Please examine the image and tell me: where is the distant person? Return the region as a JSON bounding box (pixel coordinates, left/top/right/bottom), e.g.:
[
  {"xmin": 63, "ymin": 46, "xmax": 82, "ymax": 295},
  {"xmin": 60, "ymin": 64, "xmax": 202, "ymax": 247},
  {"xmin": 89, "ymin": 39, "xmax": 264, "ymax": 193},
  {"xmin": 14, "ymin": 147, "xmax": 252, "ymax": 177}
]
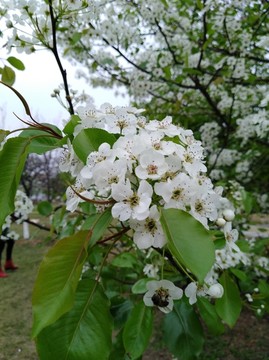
[{"xmin": 0, "ymin": 227, "xmax": 18, "ymax": 278}]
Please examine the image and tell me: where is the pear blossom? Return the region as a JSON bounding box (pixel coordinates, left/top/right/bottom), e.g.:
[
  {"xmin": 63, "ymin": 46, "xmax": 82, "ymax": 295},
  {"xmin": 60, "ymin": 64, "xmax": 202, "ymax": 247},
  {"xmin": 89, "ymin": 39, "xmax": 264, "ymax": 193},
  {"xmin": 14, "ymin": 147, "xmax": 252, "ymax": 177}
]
[
  {"xmin": 130, "ymin": 205, "xmax": 166, "ymax": 249},
  {"xmin": 185, "ymin": 281, "xmax": 224, "ymax": 305},
  {"xmin": 111, "ymin": 179, "xmax": 152, "ymax": 221},
  {"xmin": 59, "ymin": 140, "xmax": 83, "ymax": 177},
  {"xmin": 135, "ymin": 149, "xmax": 168, "ymax": 180},
  {"xmin": 154, "ymin": 173, "xmax": 192, "ymax": 210},
  {"xmin": 143, "ymin": 279, "xmax": 183, "ymax": 313},
  {"xmin": 92, "ymin": 159, "xmax": 127, "ymax": 196}
]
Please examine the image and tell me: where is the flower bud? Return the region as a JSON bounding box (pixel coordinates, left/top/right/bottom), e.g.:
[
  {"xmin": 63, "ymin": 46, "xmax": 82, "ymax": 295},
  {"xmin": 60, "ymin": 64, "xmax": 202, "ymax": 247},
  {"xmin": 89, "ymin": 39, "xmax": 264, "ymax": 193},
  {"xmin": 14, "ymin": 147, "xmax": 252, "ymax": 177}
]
[
  {"xmin": 207, "ymin": 283, "xmax": 224, "ymax": 298},
  {"xmin": 216, "ymin": 217, "xmax": 226, "ymax": 227},
  {"xmin": 223, "ymin": 209, "xmax": 235, "ymax": 221},
  {"xmin": 6, "ymin": 20, "xmax": 13, "ymax": 28}
]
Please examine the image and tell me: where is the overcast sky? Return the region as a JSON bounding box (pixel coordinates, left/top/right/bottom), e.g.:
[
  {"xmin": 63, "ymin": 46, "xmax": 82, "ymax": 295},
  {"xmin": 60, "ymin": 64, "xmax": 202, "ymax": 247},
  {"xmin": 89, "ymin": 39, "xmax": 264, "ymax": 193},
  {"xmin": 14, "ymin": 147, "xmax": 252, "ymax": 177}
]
[{"xmin": 0, "ymin": 48, "xmax": 129, "ymax": 131}]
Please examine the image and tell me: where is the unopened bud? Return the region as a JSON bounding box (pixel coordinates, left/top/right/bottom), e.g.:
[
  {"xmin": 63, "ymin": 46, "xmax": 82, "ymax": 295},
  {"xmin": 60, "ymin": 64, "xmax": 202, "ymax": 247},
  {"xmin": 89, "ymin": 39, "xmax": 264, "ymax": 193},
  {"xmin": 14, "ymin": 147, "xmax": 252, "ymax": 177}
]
[
  {"xmin": 223, "ymin": 209, "xmax": 235, "ymax": 222},
  {"xmin": 207, "ymin": 283, "xmax": 224, "ymax": 298},
  {"xmin": 216, "ymin": 217, "xmax": 226, "ymax": 227}
]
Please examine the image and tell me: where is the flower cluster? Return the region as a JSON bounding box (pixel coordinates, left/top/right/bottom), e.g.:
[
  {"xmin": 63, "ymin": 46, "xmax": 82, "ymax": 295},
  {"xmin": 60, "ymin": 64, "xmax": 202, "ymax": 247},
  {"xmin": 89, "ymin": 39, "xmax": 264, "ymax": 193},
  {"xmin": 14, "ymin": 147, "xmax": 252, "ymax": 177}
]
[
  {"xmin": 58, "ymin": 102, "xmax": 245, "ymax": 311},
  {"xmin": 1, "ymin": 190, "xmax": 33, "ymax": 241},
  {"xmin": 61, "ymin": 102, "xmax": 235, "ymax": 250}
]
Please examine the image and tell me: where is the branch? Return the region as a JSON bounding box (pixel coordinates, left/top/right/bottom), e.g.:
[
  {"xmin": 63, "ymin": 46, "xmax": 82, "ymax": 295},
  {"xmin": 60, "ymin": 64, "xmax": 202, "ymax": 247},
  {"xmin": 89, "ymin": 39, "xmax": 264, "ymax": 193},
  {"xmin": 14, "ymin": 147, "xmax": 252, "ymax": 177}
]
[
  {"xmin": 48, "ymin": 0, "xmax": 74, "ymax": 115},
  {"xmin": 190, "ymin": 76, "xmax": 229, "ymax": 127},
  {"xmin": 11, "ymin": 214, "xmax": 53, "ymax": 233},
  {"xmin": 197, "ymin": 5, "xmax": 208, "ymax": 70},
  {"xmin": 88, "ymin": 22, "xmax": 196, "ymax": 91},
  {"xmin": 154, "ymin": 19, "xmax": 181, "ymax": 65}
]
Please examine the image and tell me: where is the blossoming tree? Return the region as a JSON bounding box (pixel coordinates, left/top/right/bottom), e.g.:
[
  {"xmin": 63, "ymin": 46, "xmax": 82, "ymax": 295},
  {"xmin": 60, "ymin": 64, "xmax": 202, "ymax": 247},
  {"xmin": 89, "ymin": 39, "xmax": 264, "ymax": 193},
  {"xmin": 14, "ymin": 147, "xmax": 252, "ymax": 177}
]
[{"xmin": 0, "ymin": 1, "xmax": 269, "ymax": 359}]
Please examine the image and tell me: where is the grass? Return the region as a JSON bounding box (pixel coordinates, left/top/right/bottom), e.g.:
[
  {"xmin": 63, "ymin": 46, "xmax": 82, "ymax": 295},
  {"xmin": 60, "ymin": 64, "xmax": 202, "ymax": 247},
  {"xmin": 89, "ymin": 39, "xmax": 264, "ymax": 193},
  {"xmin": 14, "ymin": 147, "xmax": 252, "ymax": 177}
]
[
  {"xmin": 0, "ymin": 219, "xmax": 269, "ymax": 360},
  {"xmin": 0, "ymin": 223, "xmax": 50, "ymax": 360}
]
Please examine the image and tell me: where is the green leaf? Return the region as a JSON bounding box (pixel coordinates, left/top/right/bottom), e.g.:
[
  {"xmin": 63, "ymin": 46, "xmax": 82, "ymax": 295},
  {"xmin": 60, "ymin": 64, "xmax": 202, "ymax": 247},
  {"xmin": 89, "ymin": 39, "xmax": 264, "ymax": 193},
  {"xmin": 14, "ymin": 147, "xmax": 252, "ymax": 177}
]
[
  {"xmin": 111, "ymin": 252, "xmax": 137, "ymax": 268},
  {"xmin": 0, "ymin": 137, "xmax": 29, "ymax": 228},
  {"xmin": 36, "ymin": 278, "xmax": 113, "ymax": 360},
  {"xmin": 258, "ymin": 280, "xmax": 269, "ymax": 297},
  {"xmin": 0, "ymin": 129, "xmax": 11, "ymax": 143},
  {"xmin": 19, "ymin": 126, "xmax": 62, "ymax": 154},
  {"xmin": 110, "ymin": 296, "xmax": 134, "ymax": 329},
  {"xmin": 109, "ymin": 330, "xmax": 133, "ymax": 360},
  {"xmin": 215, "ymin": 271, "xmax": 242, "ymax": 328},
  {"xmin": 7, "ymin": 56, "xmax": 25, "ymax": 70},
  {"xmin": 163, "ymin": 299, "xmax": 204, "ymax": 360},
  {"xmin": 241, "ymin": 189, "xmax": 253, "ymax": 215},
  {"xmin": 230, "ymin": 268, "xmax": 248, "ymax": 282},
  {"xmin": 82, "ymin": 208, "xmax": 113, "ymax": 247},
  {"xmin": 1, "ymin": 65, "xmax": 15, "ymax": 85},
  {"xmin": 132, "ymin": 278, "xmax": 154, "ymax": 294},
  {"xmin": 32, "ymin": 230, "xmax": 90, "ymax": 338},
  {"xmin": 197, "ymin": 298, "xmax": 225, "ymax": 335},
  {"xmin": 88, "ymin": 209, "xmax": 113, "ymax": 246},
  {"xmin": 63, "ymin": 115, "xmax": 80, "ymax": 136},
  {"xmin": 73, "ymin": 128, "xmax": 116, "ymax": 163},
  {"xmin": 123, "ymin": 301, "xmax": 153, "ymax": 359},
  {"xmin": 37, "ymin": 201, "xmax": 53, "ymax": 216},
  {"xmin": 160, "ymin": 209, "xmax": 215, "ymax": 283}
]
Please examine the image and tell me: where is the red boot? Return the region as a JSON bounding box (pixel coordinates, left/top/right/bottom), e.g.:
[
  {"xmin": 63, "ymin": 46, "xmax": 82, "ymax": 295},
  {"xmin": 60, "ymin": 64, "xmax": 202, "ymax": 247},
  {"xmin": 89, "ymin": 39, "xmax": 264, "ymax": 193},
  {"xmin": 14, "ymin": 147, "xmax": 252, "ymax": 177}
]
[
  {"xmin": 0, "ymin": 268, "xmax": 8, "ymax": 278},
  {"xmin": 5, "ymin": 260, "xmax": 18, "ymax": 271}
]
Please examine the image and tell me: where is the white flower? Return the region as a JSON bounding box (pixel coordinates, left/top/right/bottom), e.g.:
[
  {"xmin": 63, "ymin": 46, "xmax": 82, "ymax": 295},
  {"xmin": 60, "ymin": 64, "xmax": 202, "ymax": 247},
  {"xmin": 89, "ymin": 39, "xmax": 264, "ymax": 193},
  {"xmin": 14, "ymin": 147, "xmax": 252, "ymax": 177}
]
[
  {"xmin": 66, "ymin": 177, "xmax": 95, "ymax": 212},
  {"xmin": 59, "ymin": 140, "xmax": 83, "ymax": 177},
  {"xmin": 105, "ymin": 109, "xmax": 137, "ymax": 135},
  {"xmin": 111, "ymin": 179, "xmax": 152, "ymax": 221},
  {"xmin": 185, "ymin": 281, "xmax": 223, "ymax": 305},
  {"xmin": 92, "ymin": 159, "xmax": 127, "ymax": 196},
  {"xmin": 185, "ymin": 282, "xmax": 199, "ymax": 305},
  {"xmin": 130, "ymin": 205, "xmax": 166, "ymax": 249},
  {"xmin": 224, "ymin": 222, "xmax": 240, "ymax": 253},
  {"xmin": 154, "ymin": 173, "xmax": 192, "ymax": 210},
  {"xmin": 143, "ymin": 264, "xmax": 159, "ymax": 278},
  {"xmin": 181, "ymin": 144, "xmax": 207, "ymax": 177},
  {"xmin": 143, "ymin": 279, "xmax": 183, "ymax": 313},
  {"xmin": 135, "ymin": 149, "xmax": 168, "ymax": 180},
  {"xmin": 86, "ymin": 143, "xmax": 115, "ymax": 170},
  {"xmin": 189, "ymin": 190, "xmax": 219, "ymax": 228},
  {"xmin": 145, "ymin": 116, "xmax": 180, "ymax": 137}
]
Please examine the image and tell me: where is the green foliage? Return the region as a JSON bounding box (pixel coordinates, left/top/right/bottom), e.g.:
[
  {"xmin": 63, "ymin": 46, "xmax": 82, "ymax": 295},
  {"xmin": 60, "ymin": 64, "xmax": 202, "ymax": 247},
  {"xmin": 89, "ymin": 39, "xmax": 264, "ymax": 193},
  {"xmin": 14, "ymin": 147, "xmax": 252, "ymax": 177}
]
[
  {"xmin": 19, "ymin": 126, "xmax": 63, "ymax": 154},
  {"xmin": 72, "ymin": 128, "xmax": 116, "ymax": 163},
  {"xmin": 123, "ymin": 302, "xmax": 153, "ymax": 359},
  {"xmin": 163, "ymin": 298, "xmax": 204, "ymax": 360},
  {"xmin": 197, "ymin": 298, "xmax": 225, "ymax": 336},
  {"xmin": 215, "ymin": 271, "xmax": 242, "ymax": 328},
  {"xmin": 6, "ymin": 56, "xmax": 25, "ymax": 71},
  {"xmin": 111, "ymin": 252, "xmax": 137, "ymax": 268},
  {"xmin": 32, "ymin": 231, "xmax": 89, "ymax": 337},
  {"xmin": 63, "ymin": 115, "xmax": 80, "ymax": 136},
  {"xmin": 132, "ymin": 278, "xmax": 154, "ymax": 294},
  {"xmin": 37, "ymin": 201, "xmax": 53, "ymax": 216},
  {"xmin": 0, "ymin": 137, "xmax": 29, "ymax": 227},
  {"xmin": 0, "ymin": 55, "xmax": 24, "ymax": 86},
  {"xmin": 36, "ymin": 278, "xmax": 113, "ymax": 360},
  {"xmin": 1, "ymin": 65, "xmax": 15, "ymax": 85},
  {"xmin": 81, "ymin": 208, "xmax": 113, "ymax": 247},
  {"xmin": 160, "ymin": 209, "xmax": 215, "ymax": 284},
  {"xmin": 0, "ymin": 129, "xmax": 11, "ymax": 143}
]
